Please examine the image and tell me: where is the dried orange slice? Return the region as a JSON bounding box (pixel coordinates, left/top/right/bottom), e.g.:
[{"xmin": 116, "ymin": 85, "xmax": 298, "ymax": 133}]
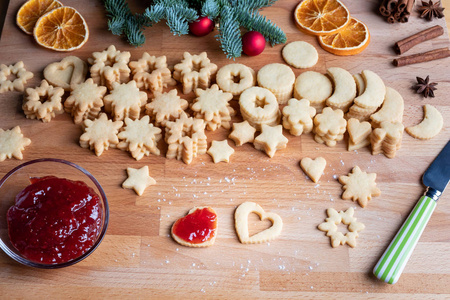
[
  {"xmin": 318, "ymin": 18, "xmax": 370, "ymax": 56},
  {"xmin": 33, "ymin": 6, "xmax": 89, "ymax": 51},
  {"xmin": 16, "ymin": 0, "xmax": 63, "ymax": 35},
  {"xmin": 294, "ymin": 0, "xmax": 350, "ymax": 36}
]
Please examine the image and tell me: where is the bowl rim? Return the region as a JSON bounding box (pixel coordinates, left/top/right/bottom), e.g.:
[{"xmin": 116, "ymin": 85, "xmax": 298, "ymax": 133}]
[{"xmin": 0, "ymin": 158, "xmax": 109, "ymax": 269}]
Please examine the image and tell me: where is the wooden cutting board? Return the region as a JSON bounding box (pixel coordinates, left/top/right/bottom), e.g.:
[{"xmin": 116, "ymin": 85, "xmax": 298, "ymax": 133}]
[{"xmin": 0, "ymin": 0, "xmax": 449, "ymax": 297}]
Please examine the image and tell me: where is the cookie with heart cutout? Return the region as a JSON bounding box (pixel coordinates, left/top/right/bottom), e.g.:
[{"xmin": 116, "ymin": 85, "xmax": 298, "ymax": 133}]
[
  {"xmin": 43, "ymin": 56, "xmax": 88, "ymax": 91},
  {"xmin": 234, "ymin": 201, "xmax": 283, "ymax": 244}
]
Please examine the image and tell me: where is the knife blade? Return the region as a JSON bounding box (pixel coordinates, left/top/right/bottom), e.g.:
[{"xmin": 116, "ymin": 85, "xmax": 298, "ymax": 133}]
[
  {"xmin": 0, "ymin": 0, "xmax": 9, "ymax": 41},
  {"xmin": 373, "ymin": 140, "xmax": 450, "ymax": 284}
]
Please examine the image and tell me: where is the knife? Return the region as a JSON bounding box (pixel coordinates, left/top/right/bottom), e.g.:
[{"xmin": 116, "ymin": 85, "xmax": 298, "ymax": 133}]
[
  {"xmin": 0, "ymin": 0, "xmax": 9, "ymax": 41},
  {"xmin": 373, "ymin": 140, "xmax": 450, "ymax": 284}
]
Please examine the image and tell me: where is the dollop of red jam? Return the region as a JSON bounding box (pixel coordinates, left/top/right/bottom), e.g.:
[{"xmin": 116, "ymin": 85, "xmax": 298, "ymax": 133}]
[
  {"xmin": 172, "ymin": 207, "xmax": 217, "ymax": 244},
  {"xmin": 7, "ymin": 176, "xmax": 102, "ymax": 264}
]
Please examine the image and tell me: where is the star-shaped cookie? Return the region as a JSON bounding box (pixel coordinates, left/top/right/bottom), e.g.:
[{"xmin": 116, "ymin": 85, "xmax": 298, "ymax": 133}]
[
  {"xmin": 228, "ymin": 121, "xmax": 256, "ymax": 146},
  {"xmin": 207, "ymin": 140, "xmax": 235, "ymax": 163},
  {"xmin": 253, "ymin": 124, "xmax": 288, "ymax": 158},
  {"xmin": 339, "ymin": 166, "xmax": 381, "ymax": 208},
  {"xmin": 0, "ymin": 126, "xmax": 31, "ymax": 161},
  {"xmin": 103, "ymin": 80, "xmax": 148, "ymax": 121},
  {"xmin": 145, "ymin": 89, "xmax": 188, "ymax": 126},
  {"xmin": 122, "ymin": 166, "xmax": 156, "ymax": 196},
  {"xmin": 79, "ymin": 113, "xmax": 123, "ymax": 156}
]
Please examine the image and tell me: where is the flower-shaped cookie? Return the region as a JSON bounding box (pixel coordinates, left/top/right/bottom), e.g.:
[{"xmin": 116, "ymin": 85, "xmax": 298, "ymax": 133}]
[
  {"xmin": 22, "ymin": 80, "xmax": 64, "ymax": 123},
  {"xmin": 191, "ymin": 84, "xmax": 235, "ymax": 131},
  {"xmin": 318, "ymin": 207, "xmax": 365, "ymax": 248},
  {"xmin": 173, "ymin": 52, "xmax": 217, "ymax": 94},
  {"xmin": 79, "ymin": 113, "xmax": 123, "ymax": 156},
  {"xmin": 0, "ymin": 126, "xmax": 31, "ymax": 161},
  {"xmin": 129, "ymin": 53, "xmax": 176, "ymax": 93},
  {"xmin": 145, "ymin": 89, "xmax": 188, "ymax": 126},
  {"xmin": 64, "ymin": 78, "xmax": 107, "ymax": 124},
  {"xmin": 282, "ymin": 98, "xmax": 316, "ymax": 136},
  {"xmin": 88, "ymin": 45, "xmax": 131, "ymax": 90},
  {"xmin": 313, "ymin": 107, "xmax": 347, "ymax": 147},
  {"xmin": 165, "ymin": 112, "xmax": 207, "ymax": 165},
  {"xmin": 0, "ymin": 61, "xmax": 33, "ymax": 93},
  {"xmin": 339, "ymin": 166, "xmax": 381, "ymax": 208},
  {"xmin": 117, "ymin": 115, "xmax": 162, "ymax": 160},
  {"xmin": 103, "ymin": 80, "xmax": 148, "ymax": 121}
]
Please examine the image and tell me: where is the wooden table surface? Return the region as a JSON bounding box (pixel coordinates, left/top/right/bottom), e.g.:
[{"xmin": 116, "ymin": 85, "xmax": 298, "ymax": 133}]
[{"xmin": 0, "ymin": 0, "xmax": 449, "ymax": 298}]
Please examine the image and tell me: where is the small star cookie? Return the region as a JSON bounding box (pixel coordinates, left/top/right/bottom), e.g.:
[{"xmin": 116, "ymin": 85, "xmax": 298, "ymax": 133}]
[
  {"xmin": 64, "ymin": 78, "xmax": 107, "ymax": 124},
  {"xmin": 253, "ymin": 124, "xmax": 288, "ymax": 158},
  {"xmin": 339, "ymin": 166, "xmax": 381, "ymax": 208},
  {"xmin": 22, "ymin": 80, "xmax": 64, "ymax": 123},
  {"xmin": 318, "ymin": 207, "xmax": 365, "ymax": 248},
  {"xmin": 79, "ymin": 113, "xmax": 123, "ymax": 156},
  {"xmin": 103, "ymin": 80, "xmax": 148, "ymax": 121},
  {"xmin": 145, "ymin": 89, "xmax": 188, "ymax": 127},
  {"xmin": 0, "ymin": 126, "xmax": 31, "ymax": 161},
  {"xmin": 207, "ymin": 140, "xmax": 235, "ymax": 163},
  {"xmin": 229, "ymin": 121, "xmax": 256, "ymax": 146},
  {"xmin": 0, "ymin": 61, "xmax": 33, "ymax": 93},
  {"xmin": 117, "ymin": 115, "xmax": 162, "ymax": 160},
  {"xmin": 191, "ymin": 84, "xmax": 235, "ymax": 131},
  {"xmin": 122, "ymin": 166, "xmax": 156, "ymax": 196}
]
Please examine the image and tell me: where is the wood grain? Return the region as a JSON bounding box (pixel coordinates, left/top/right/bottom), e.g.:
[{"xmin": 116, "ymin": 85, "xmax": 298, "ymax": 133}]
[{"xmin": 0, "ymin": 0, "xmax": 449, "ymax": 298}]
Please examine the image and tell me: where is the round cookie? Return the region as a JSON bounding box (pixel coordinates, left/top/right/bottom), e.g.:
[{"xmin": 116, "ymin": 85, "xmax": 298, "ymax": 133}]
[
  {"xmin": 239, "ymin": 87, "xmax": 280, "ymax": 130},
  {"xmin": 216, "ymin": 63, "xmax": 256, "ymax": 99},
  {"xmin": 257, "ymin": 63, "xmax": 295, "ymax": 105},
  {"xmin": 294, "ymin": 71, "xmax": 333, "ymax": 112},
  {"xmin": 282, "ymin": 41, "xmax": 318, "ymax": 69}
]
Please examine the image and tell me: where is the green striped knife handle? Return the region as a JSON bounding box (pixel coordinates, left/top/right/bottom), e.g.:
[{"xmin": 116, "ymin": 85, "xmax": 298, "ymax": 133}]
[{"xmin": 373, "ymin": 196, "xmax": 436, "ymax": 284}]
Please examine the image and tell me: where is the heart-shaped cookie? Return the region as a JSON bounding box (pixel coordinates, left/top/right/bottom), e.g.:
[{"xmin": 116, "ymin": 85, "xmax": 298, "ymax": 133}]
[
  {"xmin": 234, "ymin": 202, "xmax": 282, "ymax": 244},
  {"xmin": 300, "ymin": 157, "xmax": 326, "ymax": 183},
  {"xmin": 347, "ymin": 118, "xmax": 372, "ymax": 144},
  {"xmin": 43, "ymin": 56, "xmax": 88, "ymax": 91},
  {"xmin": 171, "ymin": 206, "xmax": 218, "ymax": 247}
]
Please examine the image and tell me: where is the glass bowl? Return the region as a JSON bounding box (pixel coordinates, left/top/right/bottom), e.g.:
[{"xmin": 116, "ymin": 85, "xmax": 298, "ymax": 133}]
[{"xmin": 0, "ymin": 158, "xmax": 109, "ymax": 268}]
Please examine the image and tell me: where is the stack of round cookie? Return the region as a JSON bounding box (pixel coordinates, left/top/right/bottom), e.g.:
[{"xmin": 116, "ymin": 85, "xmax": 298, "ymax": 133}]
[
  {"xmin": 239, "ymin": 87, "xmax": 281, "ymax": 131},
  {"xmin": 256, "ymin": 63, "xmax": 295, "ymax": 105}
]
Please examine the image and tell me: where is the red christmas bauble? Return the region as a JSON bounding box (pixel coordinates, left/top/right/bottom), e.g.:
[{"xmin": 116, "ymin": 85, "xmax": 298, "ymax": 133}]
[
  {"xmin": 242, "ymin": 31, "xmax": 266, "ymax": 56},
  {"xmin": 189, "ymin": 16, "xmax": 215, "ymax": 37}
]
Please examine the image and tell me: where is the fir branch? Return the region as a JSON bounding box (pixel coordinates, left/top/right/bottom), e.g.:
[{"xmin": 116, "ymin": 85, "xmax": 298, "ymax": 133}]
[
  {"xmin": 217, "ymin": 6, "xmax": 242, "ymax": 59},
  {"xmin": 233, "ymin": 0, "xmax": 277, "ymax": 10},
  {"xmin": 143, "ymin": 3, "xmax": 198, "ymax": 36},
  {"xmin": 143, "ymin": 5, "xmax": 166, "ymax": 24},
  {"xmin": 201, "ymin": 0, "xmax": 222, "ymax": 19},
  {"xmin": 103, "ymin": 0, "xmax": 147, "ymax": 46},
  {"xmin": 235, "ymin": 10, "xmax": 286, "ymax": 45}
]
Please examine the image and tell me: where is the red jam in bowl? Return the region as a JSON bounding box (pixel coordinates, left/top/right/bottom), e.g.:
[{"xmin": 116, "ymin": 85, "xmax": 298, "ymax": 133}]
[
  {"xmin": 7, "ymin": 176, "xmax": 103, "ymax": 264},
  {"xmin": 172, "ymin": 207, "xmax": 217, "ymax": 244}
]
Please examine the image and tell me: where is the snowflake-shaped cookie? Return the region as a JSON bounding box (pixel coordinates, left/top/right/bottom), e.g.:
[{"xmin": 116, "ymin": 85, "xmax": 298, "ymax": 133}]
[
  {"xmin": 88, "ymin": 45, "xmax": 131, "ymax": 90},
  {"xmin": 318, "ymin": 207, "xmax": 365, "ymax": 248},
  {"xmin": 165, "ymin": 112, "xmax": 207, "ymax": 165},
  {"xmin": 64, "ymin": 78, "xmax": 107, "ymax": 124},
  {"xmin": 0, "ymin": 61, "xmax": 33, "ymax": 93},
  {"xmin": 145, "ymin": 89, "xmax": 188, "ymax": 126},
  {"xmin": 117, "ymin": 115, "xmax": 162, "ymax": 160},
  {"xmin": 103, "ymin": 80, "xmax": 148, "ymax": 121},
  {"xmin": 191, "ymin": 84, "xmax": 235, "ymax": 131},
  {"xmin": 0, "ymin": 126, "xmax": 31, "ymax": 161},
  {"xmin": 129, "ymin": 53, "xmax": 176, "ymax": 93},
  {"xmin": 173, "ymin": 52, "xmax": 218, "ymax": 94},
  {"xmin": 339, "ymin": 166, "xmax": 381, "ymax": 208},
  {"xmin": 79, "ymin": 113, "xmax": 123, "ymax": 156},
  {"xmin": 22, "ymin": 80, "xmax": 64, "ymax": 123},
  {"xmin": 282, "ymin": 98, "xmax": 316, "ymax": 136}
]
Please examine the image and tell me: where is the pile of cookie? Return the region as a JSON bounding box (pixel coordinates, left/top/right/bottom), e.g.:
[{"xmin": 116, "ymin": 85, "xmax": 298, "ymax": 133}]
[{"xmin": 0, "ymin": 42, "xmax": 444, "ymax": 164}]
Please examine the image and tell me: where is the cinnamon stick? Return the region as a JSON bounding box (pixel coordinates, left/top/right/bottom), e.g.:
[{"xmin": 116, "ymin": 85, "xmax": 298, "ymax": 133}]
[
  {"xmin": 394, "ymin": 25, "xmax": 444, "ymax": 54},
  {"xmin": 379, "ymin": 0, "xmax": 391, "ymax": 16},
  {"xmin": 393, "ymin": 47, "xmax": 450, "ymax": 67},
  {"xmin": 399, "ymin": 12, "xmax": 410, "ymax": 23},
  {"xmin": 404, "ymin": 0, "xmax": 414, "ymax": 14},
  {"xmin": 397, "ymin": 0, "xmax": 408, "ymax": 12},
  {"xmin": 387, "ymin": 0, "xmax": 399, "ymax": 11}
]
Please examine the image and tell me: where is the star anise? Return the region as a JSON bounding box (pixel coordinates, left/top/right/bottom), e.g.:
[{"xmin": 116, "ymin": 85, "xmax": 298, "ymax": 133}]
[
  {"xmin": 418, "ymin": 0, "xmax": 445, "ymax": 21},
  {"xmin": 415, "ymin": 76, "xmax": 437, "ymax": 98}
]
